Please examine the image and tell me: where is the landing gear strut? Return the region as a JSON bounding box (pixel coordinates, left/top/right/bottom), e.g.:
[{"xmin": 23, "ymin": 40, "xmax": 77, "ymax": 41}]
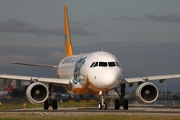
[
  {"xmin": 114, "ymin": 84, "xmax": 129, "ymax": 110},
  {"xmin": 44, "ymin": 84, "xmax": 58, "ymax": 110},
  {"xmin": 98, "ymin": 91, "xmax": 107, "ymax": 109}
]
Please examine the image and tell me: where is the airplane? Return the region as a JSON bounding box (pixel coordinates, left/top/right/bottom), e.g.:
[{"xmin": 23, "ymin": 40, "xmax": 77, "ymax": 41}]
[
  {"xmin": 1, "ymin": 4, "xmax": 180, "ymax": 110},
  {"xmin": 0, "ymin": 83, "xmax": 14, "ymax": 97}
]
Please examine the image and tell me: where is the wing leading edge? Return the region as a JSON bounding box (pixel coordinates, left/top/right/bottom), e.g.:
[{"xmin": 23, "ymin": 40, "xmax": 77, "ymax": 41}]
[
  {"xmin": 0, "ymin": 74, "xmax": 70, "ymax": 85},
  {"xmin": 122, "ymin": 74, "xmax": 180, "ymax": 84}
]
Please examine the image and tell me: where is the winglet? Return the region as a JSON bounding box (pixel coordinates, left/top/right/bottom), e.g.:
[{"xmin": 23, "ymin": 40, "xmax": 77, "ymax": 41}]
[{"xmin": 64, "ymin": 5, "xmax": 73, "ymax": 56}]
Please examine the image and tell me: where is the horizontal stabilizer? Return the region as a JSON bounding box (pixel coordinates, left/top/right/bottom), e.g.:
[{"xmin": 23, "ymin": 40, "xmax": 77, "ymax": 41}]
[{"xmin": 11, "ymin": 62, "xmax": 57, "ymax": 69}]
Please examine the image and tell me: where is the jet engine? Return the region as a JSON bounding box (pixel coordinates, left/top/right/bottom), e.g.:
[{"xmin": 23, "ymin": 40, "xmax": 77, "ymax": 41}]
[
  {"xmin": 26, "ymin": 82, "xmax": 49, "ymax": 104},
  {"xmin": 136, "ymin": 82, "xmax": 159, "ymax": 104}
]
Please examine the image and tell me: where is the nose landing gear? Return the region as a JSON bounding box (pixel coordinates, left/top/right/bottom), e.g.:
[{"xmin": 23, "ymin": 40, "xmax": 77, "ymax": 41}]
[
  {"xmin": 98, "ymin": 91, "xmax": 107, "ymax": 110},
  {"xmin": 97, "ymin": 85, "xmax": 129, "ymax": 110}
]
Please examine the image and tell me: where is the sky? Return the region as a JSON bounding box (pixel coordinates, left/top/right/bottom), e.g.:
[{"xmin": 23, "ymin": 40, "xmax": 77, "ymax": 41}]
[
  {"xmin": 0, "ymin": 0, "xmax": 180, "ymax": 47},
  {"xmin": 0, "ymin": 1, "xmax": 180, "ymax": 92}
]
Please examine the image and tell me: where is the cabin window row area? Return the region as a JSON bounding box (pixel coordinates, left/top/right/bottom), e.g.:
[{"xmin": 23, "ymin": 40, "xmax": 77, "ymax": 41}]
[{"xmin": 90, "ymin": 62, "xmax": 120, "ymax": 67}]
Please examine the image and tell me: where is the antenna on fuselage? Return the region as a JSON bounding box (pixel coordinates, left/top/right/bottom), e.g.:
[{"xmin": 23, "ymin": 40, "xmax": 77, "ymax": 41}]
[{"xmin": 101, "ymin": 47, "xmax": 104, "ymax": 51}]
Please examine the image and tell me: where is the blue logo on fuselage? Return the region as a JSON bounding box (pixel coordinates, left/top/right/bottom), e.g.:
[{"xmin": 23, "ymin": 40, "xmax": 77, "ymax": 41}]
[
  {"xmin": 73, "ymin": 56, "xmax": 87, "ymax": 83},
  {"xmin": 72, "ymin": 77, "xmax": 78, "ymax": 84}
]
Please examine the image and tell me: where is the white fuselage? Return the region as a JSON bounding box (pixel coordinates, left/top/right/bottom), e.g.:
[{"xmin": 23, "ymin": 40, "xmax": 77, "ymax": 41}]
[{"xmin": 57, "ymin": 51, "xmax": 123, "ymax": 94}]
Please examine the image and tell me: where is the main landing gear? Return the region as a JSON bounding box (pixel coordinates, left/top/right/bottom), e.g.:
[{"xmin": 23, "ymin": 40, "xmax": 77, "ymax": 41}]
[
  {"xmin": 44, "ymin": 84, "xmax": 58, "ymax": 110},
  {"xmin": 44, "ymin": 99, "xmax": 58, "ymax": 110},
  {"xmin": 114, "ymin": 84, "xmax": 129, "ymax": 110},
  {"xmin": 98, "ymin": 91, "xmax": 107, "ymax": 110}
]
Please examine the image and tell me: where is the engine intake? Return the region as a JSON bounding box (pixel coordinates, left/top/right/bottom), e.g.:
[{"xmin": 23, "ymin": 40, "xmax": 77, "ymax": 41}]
[
  {"xmin": 26, "ymin": 82, "xmax": 49, "ymax": 104},
  {"xmin": 136, "ymin": 82, "xmax": 159, "ymax": 104}
]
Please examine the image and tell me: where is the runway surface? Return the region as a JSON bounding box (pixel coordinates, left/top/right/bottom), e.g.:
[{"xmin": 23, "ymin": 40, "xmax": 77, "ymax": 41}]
[
  {"xmin": 1, "ymin": 107, "xmax": 180, "ymax": 113},
  {"xmin": 1, "ymin": 107, "xmax": 180, "ymax": 119}
]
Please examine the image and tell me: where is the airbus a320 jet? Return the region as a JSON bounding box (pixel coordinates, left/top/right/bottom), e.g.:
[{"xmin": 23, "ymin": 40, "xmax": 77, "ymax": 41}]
[{"xmin": 0, "ymin": 5, "xmax": 180, "ymax": 110}]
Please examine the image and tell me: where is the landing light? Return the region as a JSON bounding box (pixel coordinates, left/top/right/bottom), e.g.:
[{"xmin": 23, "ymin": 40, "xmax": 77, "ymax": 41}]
[{"xmin": 99, "ymin": 91, "xmax": 102, "ymax": 95}]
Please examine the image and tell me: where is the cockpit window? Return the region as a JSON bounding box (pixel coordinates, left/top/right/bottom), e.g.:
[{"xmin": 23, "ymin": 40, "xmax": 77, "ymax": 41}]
[
  {"xmin": 116, "ymin": 62, "xmax": 120, "ymax": 67},
  {"xmin": 93, "ymin": 62, "xmax": 98, "ymax": 67},
  {"xmin": 108, "ymin": 62, "xmax": 116, "ymax": 67},
  {"xmin": 90, "ymin": 62, "xmax": 95, "ymax": 67},
  {"xmin": 90, "ymin": 61, "xmax": 119, "ymax": 68},
  {"xmin": 99, "ymin": 62, "xmax": 107, "ymax": 67}
]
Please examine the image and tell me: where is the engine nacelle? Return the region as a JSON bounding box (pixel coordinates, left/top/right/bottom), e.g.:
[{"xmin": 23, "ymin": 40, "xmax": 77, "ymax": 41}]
[
  {"xmin": 26, "ymin": 82, "xmax": 49, "ymax": 104},
  {"xmin": 136, "ymin": 82, "xmax": 159, "ymax": 104}
]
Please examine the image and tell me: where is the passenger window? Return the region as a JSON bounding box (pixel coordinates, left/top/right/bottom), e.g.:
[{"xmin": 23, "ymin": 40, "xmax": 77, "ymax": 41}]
[
  {"xmin": 93, "ymin": 62, "xmax": 98, "ymax": 67},
  {"xmin": 90, "ymin": 62, "xmax": 95, "ymax": 67},
  {"xmin": 99, "ymin": 62, "xmax": 107, "ymax": 67},
  {"xmin": 108, "ymin": 62, "xmax": 116, "ymax": 67}
]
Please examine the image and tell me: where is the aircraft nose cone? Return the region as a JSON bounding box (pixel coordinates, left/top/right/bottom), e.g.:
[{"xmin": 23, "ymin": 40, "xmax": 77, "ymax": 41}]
[{"xmin": 100, "ymin": 69, "xmax": 121, "ymax": 88}]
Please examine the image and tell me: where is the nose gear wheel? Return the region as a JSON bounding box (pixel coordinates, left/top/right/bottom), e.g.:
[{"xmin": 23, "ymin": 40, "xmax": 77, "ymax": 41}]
[{"xmin": 98, "ymin": 94, "xmax": 107, "ymax": 110}]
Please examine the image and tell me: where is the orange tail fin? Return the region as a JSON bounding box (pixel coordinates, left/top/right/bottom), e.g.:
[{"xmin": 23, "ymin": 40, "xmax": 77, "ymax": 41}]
[{"xmin": 64, "ymin": 5, "xmax": 73, "ymax": 56}]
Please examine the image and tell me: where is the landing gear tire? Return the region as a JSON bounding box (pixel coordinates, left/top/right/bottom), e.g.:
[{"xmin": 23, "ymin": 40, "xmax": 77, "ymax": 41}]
[
  {"xmin": 115, "ymin": 99, "xmax": 120, "ymax": 110},
  {"xmin": 44, "ymin": 99, "xmax": 58, "ymax": 110},
  {"xmin": 123, "ymin": 100, "xmax": 128, "ymax": 110},
  {"xmin": 98, "ymin": 103, "xmax": 102, "ymax": 109},
  {"xmin": 104, "ymin": 103, "xmax": 107, "ymax": 110},
  {"xmin": 52, "ymin": 100, "xmax": 58, "ymax": 110},
  {"xmin": 98, "ymin": 102, "xmax": 107, "ymax": 110},
  {"xmin": 44, "ymin": 100, "xmax": 49, "ymax": 110}
]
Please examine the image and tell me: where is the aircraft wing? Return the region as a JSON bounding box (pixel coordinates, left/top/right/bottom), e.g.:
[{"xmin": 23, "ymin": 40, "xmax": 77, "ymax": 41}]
[
  {"xmin": 121, "ymin": 74, "xmax": 180, "ymax": 84},
  {"xmin": 0, "ymin": 74, "xmax": 70, "ymax": 85}
]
